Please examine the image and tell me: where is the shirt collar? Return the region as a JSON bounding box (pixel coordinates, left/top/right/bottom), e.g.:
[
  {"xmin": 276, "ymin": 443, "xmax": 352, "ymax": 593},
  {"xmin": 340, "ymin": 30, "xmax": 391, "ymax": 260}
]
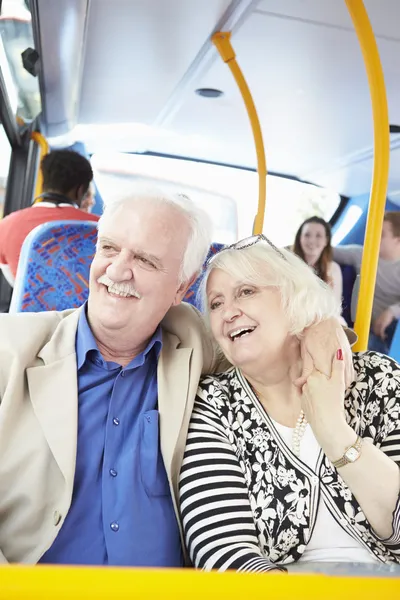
[
  {"xmin": 76, "ymin": 302, "xmax": 163, "ymax": 371},
  {"xmin": 33, "ymin": 202, "xmax": 77, "ymax": 208}
]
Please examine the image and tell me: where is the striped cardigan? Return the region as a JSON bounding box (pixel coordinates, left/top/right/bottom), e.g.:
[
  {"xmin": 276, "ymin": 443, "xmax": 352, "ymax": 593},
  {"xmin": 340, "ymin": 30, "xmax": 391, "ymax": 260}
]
[{"xmin": 179, "ymin": 351, "xmax": 400, "ymax": 571}]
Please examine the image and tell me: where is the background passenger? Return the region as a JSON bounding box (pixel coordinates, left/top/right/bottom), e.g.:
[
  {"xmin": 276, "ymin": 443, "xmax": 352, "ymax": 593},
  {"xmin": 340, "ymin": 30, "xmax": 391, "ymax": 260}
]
[
  {"xmin": 333, "ymin": 211, "xmax": 400, "ymax": 353},
  {"xmin": 293, "ymin": 216, "xmax": 343, "ymax": 307},
  {"xmin": 180, "ymin": 237, "xmax": 400, "ymax": 572},
  {"xmin": 0, "ymin": 149, "xmax": 99, "ymax": 287}
]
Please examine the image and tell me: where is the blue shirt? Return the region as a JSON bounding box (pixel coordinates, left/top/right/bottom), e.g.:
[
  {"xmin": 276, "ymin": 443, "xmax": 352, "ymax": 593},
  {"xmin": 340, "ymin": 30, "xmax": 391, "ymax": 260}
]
[{"xmin": 40, "ymin": 306, "xmax": 183, "ymax": 566}]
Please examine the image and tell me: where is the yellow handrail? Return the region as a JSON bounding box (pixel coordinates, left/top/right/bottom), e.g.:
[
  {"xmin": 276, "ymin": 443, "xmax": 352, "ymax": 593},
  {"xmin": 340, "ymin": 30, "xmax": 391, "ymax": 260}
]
[
  {"xmin": 344, "ymin": 0, "xmax": 390, "ymax": 351},
  {"xmin": 0, "ymin": 564, "xmax": 399, "ymax": 599},
  {"xmin": 212, "ymin": 32, "xmax": 266, "ymax": 235},
  {"xmin": 31, "ymin": 131, "xmax": 50, "ymax": 200}
]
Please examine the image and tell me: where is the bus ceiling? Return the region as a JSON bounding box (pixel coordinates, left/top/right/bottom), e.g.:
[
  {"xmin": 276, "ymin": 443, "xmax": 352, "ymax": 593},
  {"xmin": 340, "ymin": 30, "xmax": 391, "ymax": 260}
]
[{"xmin": 5, "ymin": 0, "xmax": 400, "ymax": 201}]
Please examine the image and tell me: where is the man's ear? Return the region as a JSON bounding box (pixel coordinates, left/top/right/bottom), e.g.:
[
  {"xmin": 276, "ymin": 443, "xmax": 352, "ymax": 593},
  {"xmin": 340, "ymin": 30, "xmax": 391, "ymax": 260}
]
[{"xmin": 171, "ymin": 272, "xmax": 199, "ymax": 307}]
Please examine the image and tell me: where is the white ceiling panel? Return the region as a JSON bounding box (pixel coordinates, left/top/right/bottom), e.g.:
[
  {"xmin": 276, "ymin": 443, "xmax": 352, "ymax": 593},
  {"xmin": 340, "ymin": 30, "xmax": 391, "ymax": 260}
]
[
  {"xmin": 257, "ymin": 0, "xmax": 400, "ymax": 41},
  {"xmin": 163, "ymin": 5, "xmax": 400, "ymax": 190},
  {"xmin": 78, "ymin": 0, "xmax": 231, "ymax": 124},
  {"xmin": 73, "ymin": 0, "xmax": 400, "ymax": 198}
]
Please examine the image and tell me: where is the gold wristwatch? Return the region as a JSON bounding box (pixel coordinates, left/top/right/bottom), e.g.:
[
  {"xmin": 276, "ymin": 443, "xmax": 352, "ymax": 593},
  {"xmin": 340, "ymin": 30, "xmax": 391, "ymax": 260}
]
[{"xmin": 332, "ymin": 436, "xmax": 362, "ymax": 469}]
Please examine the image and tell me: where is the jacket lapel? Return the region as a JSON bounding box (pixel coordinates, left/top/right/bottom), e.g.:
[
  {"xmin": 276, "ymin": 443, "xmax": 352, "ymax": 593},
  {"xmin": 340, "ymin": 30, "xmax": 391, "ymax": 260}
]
[
  {"xmin": 157, "ymin": 332, "xmax": 192, "ymax": 484},
  {"xmin": 26, "ymin": 308, "xmax": 82, "ymax": 489}
]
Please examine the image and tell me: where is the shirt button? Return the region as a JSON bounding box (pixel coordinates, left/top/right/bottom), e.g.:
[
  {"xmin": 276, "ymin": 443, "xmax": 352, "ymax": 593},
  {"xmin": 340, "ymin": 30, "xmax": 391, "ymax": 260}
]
[
  {"xmin": 311, "ymin": 476, "xmax": 318, "ymax": 485},
  {"xmin": 110, "ymin": 522, "xmax": 119, "ymax": 532},
  {"xmin": 53, "ymin": 511, "xmax": 62, "ymax": 526},
  {"xmin": 121, "ymin": 371, "xmax": 125, "ymax": 377},
  {"xmin": 110, "ymin": 468, "xmax": 118, "ymax": 477},
  {"xmin": 113, "ymin": 417, "xmax": 120, "ymax": 426}
]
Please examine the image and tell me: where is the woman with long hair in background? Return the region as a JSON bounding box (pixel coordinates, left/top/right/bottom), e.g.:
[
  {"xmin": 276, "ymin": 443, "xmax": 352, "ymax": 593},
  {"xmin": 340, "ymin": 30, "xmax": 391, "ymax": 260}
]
[{"xmin": 293, "ymin": 216, "xmax": 343, "ymax": 308}]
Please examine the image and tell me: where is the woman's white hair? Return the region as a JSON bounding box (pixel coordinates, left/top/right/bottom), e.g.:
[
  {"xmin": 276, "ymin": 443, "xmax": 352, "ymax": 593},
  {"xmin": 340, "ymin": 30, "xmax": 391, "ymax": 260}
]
[
  {"xmin": 200, "ymin": 242, "xmax": 341, "ymax": 336},
  {"xmin": 98, "ymin": 187, "xmax": 213, "ymax": 283}
]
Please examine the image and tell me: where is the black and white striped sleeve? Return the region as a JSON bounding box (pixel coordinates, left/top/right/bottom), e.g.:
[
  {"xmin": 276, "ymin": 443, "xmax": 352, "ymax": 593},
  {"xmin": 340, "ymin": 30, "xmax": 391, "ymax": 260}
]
[{"xmin": 179, "ymin": 388, "xmax": 282, "ymax": 573}]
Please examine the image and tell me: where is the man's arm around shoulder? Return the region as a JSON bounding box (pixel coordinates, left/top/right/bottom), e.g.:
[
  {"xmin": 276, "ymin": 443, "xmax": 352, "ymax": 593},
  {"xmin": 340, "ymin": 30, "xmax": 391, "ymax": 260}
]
[{"xmin": 332, "ymin": 244, "xmax": 363, "ymax": 268}]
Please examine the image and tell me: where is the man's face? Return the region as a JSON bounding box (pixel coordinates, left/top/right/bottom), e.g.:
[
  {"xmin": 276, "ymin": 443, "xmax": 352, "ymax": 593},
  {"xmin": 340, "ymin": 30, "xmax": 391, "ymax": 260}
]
[
  {"xmin": 88, "ymin": 201, "xmax": 192, "ymax": 343},
  {"xmin": 379, "ymin": 220, "xmax": 400, "ymax": 260}
]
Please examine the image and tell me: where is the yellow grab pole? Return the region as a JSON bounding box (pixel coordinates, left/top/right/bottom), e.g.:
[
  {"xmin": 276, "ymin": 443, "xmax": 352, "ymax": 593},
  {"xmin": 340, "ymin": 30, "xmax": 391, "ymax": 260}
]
[
  {"xmin": 345, "ymin": 0, "xmax": 390, "ymax": 351},
  {"xmin": 212, "ymin": 32, "xmax": 266, "ymax": 235},
  {"xmin": 31, "ymin": 131, "xmax": 50, "ymax": 200}
]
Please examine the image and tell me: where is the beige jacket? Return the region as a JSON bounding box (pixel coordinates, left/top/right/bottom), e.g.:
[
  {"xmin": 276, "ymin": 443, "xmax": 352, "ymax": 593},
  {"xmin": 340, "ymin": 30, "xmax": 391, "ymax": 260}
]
[{"xmin": 0, "ymin": 303, "xmax": 220, "ymax": 564}]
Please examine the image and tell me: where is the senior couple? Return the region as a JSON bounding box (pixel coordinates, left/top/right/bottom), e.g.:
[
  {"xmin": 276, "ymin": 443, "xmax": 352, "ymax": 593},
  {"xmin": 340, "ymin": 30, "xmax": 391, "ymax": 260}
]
[{"xmin": 0, "ymin": 190, "xmax": 399, "ymax": 572}]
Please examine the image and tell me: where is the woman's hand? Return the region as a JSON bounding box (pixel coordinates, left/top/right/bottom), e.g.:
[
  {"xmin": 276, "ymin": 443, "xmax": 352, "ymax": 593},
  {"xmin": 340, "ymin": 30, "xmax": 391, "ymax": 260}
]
[
  {"xmin": 294, "ymin": 318, "xmax": 354, "ymax": 389},
  {"xmin": 301, "ymin": 350, "xmax": 356, "ymax": 459}
]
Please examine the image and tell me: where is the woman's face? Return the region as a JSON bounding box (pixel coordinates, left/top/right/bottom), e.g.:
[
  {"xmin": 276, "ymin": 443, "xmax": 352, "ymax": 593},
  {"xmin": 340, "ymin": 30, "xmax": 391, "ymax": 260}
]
[
  {"xmin": 206, "ymin": 268, "xmax": 293, "ymax": 371},
  {"xmin": 300, "ymin": 222, "xmax": 328, "ymax": 264}
]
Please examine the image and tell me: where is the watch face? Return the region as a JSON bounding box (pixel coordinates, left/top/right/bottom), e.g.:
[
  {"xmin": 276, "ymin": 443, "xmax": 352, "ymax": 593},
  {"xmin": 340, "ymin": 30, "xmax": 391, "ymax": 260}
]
[{"xmin": 346, "ymin": 447, "xmax": 359, "ymax": 462}]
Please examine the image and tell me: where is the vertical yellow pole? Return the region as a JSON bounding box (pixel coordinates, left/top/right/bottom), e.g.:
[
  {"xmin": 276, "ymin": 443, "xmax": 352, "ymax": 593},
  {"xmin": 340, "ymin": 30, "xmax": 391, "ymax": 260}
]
[
  {"xmin": 31, "ymin": 131, "xmax": 50, "ymax": 200},
  {"xmin": 212, "ymin": 32, "xmax": 267, "ymax": 235},
  {"xmin": 344, "ymin": 0, "xmax": 390, "ymax": 351}
]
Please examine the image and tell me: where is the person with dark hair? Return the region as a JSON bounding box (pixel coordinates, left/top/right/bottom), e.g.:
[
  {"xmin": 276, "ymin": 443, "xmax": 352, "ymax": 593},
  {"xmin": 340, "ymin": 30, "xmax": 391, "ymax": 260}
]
[
  {"xmin": 0, "ymin": 150, "xmax": 99, "ymax": 287},
  {"xmin": 292, "ymin": 216, "xmax": 343, "ymax": 306},
  {"xmin": 38, "ymin": 149, "xmax": 94, "ymax": 203},
  {"xmin": 333, "ymin": 211, "xmax": 400, "ymax": 353}
]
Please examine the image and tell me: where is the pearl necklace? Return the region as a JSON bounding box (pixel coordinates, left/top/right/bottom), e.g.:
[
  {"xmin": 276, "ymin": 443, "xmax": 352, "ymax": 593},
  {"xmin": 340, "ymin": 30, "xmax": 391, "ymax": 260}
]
[
  {"xmin": 253, "ymin": 384, "xmax": 308, "ymax": 457},
  {"xmin": 292, "ymin": 410, "xmax": 308, "ymax": 457}
]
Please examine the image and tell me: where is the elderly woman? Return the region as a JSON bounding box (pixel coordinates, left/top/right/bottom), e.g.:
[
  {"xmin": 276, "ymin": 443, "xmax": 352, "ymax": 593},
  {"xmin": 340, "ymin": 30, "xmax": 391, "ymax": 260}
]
[{"xmin": 179, "ymin": 235, "xmax": 400, "ymax": 572}]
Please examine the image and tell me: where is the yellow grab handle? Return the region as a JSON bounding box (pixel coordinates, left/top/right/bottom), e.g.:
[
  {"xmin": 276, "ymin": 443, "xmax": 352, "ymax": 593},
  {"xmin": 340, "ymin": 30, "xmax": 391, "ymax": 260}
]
[
  {"xmin": 345, "ymin": 0, "xmax": 390, "ymax": 351},
  {"xmin": 31, "ymin": 131, "xmax": 50, "ymax": 200},
  {"xmin": 212, "ymin": 32, "xmax": 266, "ymax": 235}
]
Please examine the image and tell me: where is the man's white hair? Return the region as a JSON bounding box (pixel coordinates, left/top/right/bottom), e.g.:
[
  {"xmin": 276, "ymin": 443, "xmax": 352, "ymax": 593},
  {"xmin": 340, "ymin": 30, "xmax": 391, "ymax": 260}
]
[
  {"xmin": 98, "ymin": 188, "xmax": 213, "ymax": 283},
  {"xmin": 200, "ymin": 243, "xmax": 341, "ymax": 336}
]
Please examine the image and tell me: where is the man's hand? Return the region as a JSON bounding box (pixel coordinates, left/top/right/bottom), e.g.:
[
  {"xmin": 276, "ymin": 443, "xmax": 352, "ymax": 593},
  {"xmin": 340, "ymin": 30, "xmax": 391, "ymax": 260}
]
[
  {"xmin": 372, "ymin": 307, "xmax": 395, "ymax": 340},
  {"xmin": 294, "ymin": 318, "xmax": 354, "ymax": 389}
]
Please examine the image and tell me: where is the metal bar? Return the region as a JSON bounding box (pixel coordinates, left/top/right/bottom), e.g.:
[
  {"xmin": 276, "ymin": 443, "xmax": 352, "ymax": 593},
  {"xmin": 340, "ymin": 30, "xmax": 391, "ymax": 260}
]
[
  {"xmin": 0, "ymin": 67, "xmax": 21, "ymax": 147},
  {"xmin": 345, "ymin": 0, "xmax": 390, "ymax": 351},
  {"xmin": 31, "ymin": 131, "xmax": 49, "ymax": 198},
  {"xmin": 24, "ymin": 133, "xmax": 40, "ymax": 207},
  {"xmin": 212, "ymin": 31, "xmax": 266, "ymax": 235}
]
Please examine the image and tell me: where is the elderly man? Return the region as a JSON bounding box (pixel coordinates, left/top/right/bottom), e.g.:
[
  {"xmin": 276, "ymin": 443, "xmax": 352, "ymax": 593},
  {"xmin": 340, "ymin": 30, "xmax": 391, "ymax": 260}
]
[{"xmin": 0, "ymin": 190, "xmax": 353, "ymax": 566}]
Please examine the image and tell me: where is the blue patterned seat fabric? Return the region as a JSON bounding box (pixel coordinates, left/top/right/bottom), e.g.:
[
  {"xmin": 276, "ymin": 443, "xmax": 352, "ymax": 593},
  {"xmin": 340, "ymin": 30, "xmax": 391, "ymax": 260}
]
[
  {"xmin": 10, "ymin": 220, "xmax": 98, "ymax": 313},
  {"xmin": 183, "ymin": 243, "xmax": 224, "ymax": 311}
]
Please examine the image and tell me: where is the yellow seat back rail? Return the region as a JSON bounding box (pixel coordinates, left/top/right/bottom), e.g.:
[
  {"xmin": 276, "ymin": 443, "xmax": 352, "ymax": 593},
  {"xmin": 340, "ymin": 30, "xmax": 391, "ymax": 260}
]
[{"xmin": 0, "ymin": 564, "xmax": 400, "ymax": 600}]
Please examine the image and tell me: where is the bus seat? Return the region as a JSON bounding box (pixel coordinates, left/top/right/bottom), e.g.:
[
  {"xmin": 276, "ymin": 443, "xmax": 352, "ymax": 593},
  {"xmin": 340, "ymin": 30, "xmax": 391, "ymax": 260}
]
[
  {"xmin": 9, "ymin": 220, "xmax": 98, "ymax": 313},
  {"xmin": 389, "ymin": 320, "xmax": 400, "ymax": 362},
  {"xmin": 339, "ymin": 264, "xmax": 357, "ymax": 327},
  {"xmin": 184, "ymin": 243, "xmax": 224, "ymax": 311}
]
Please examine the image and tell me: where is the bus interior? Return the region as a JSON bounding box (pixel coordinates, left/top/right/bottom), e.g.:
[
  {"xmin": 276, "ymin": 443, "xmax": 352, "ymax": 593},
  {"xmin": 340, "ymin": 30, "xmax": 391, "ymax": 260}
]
[{"xmin": 0, "ymin": 0, "xmax": 400, "ymax": 594}]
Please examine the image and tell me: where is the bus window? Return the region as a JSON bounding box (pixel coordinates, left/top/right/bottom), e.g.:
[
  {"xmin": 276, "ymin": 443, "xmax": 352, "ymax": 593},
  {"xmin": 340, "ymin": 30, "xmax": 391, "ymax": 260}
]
[
  {"xmin": 262, "ymin": 177, "xmax": 341, "ymax": 247},
  {"xmin": 91, "ymin": 152, "xmax": 340, "ymax": 247},
  {"xmin": 0, "ymin": 125, "xmax": 12, "ymax": 218},
  {"xmin": 0, "ymin": 0, "xmax": 41, "ymax": 121},
  {"xmin": 91, "ymin": 153, "xmax": 239, "ymax": 244}
]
